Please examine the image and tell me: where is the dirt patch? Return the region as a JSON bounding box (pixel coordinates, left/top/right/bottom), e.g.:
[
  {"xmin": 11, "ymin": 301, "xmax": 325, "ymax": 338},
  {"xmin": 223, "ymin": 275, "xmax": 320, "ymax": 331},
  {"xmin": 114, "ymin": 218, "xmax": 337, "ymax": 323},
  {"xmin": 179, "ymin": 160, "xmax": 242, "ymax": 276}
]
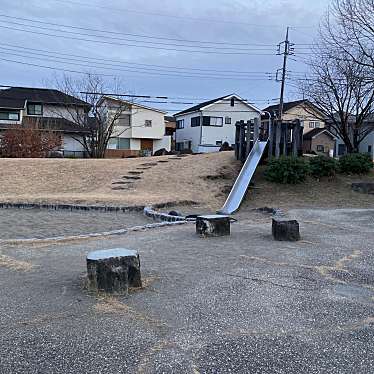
[{"xmin": 0, "ymin": 254, "xmax": 34, "ymax": 271}]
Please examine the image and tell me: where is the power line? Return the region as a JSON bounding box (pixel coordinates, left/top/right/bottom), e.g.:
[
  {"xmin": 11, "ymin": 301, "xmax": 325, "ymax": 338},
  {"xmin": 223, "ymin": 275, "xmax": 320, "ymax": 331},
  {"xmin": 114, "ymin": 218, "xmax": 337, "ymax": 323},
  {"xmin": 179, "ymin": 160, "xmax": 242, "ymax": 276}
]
[
  {"xmin": 0, "ymin": 45, "xmax": 275, "ymax": 77},
  {"xmin": 0, "ymin": 50, "xmax": 276, "ymax": 80},
  {"xmin": 0, "ymin": 43, "xmax": 276, "ymax": 75},
  {"xmin": 0, "ymin": 14, "xmax": 278, "ymax": 47},
  {"xmin": 50, "ymin": 0, "xmax": 306, "ymax": 29},
  {"xmin": 0, "ymin": 20, "xmax": 277, "ymax": 52},
  {"xmin": 0, "ymin": 24, "xmax": 277, "ymax": 55}
]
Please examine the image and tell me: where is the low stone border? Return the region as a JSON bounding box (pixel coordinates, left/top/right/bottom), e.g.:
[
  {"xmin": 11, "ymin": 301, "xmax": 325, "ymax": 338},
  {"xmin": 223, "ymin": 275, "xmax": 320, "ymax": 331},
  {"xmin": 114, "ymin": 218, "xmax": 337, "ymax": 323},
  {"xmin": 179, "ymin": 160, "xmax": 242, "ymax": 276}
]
[
  {"xmin": 0, "ymin": 200, "xmax": 198, "ymax": 213},
  {"xmin": 0, "ymin": 202, "xmax": 145, "ymax": 213},
  {"xmin": 144, "ymin": 206, "xmax": 187, "ymax": 222},
  {"xmin": 0, "ymin": 221, "xmax": 187, "ymax": 245}
]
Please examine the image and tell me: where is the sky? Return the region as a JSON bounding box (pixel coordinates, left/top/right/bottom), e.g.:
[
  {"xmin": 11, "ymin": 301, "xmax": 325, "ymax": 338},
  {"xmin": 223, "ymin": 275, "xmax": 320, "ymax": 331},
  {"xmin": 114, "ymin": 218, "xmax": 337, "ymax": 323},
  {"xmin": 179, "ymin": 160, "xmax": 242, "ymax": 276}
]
[{"xmin": 0, "ymin": 0, "xmax": 329, "ymax": 113}]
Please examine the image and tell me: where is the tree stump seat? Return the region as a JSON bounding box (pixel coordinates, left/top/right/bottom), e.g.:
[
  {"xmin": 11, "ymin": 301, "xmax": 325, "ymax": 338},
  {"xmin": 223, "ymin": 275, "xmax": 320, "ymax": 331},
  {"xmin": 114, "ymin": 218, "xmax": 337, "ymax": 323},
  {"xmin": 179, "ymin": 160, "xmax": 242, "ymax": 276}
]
[
  {"xmin": 196, "ymin": 215, "xmax": 231, "ymax": 237},
  {"xmin": 87, "ymin": 248, "xmax": 142, "ymax": 295},
  {"xmin": 272, "ymin": 219, "xmax": 300, "ymax": 241}
]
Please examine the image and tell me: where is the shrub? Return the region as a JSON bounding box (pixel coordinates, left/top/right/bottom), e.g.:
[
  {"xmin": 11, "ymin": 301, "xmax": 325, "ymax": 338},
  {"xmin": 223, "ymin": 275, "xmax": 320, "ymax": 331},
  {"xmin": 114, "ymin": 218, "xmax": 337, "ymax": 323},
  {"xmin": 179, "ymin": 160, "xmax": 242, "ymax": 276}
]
[
  {"xmin": 309, "ymin": 156, "xmax": 338, "ymax": 178},
  {"xmin": 338, "ymin": 153, "xmax": 373, "ymax": 174},
  {"xmin": 265, "ymin": 156, "xmax": 310, "ymax": 184}
]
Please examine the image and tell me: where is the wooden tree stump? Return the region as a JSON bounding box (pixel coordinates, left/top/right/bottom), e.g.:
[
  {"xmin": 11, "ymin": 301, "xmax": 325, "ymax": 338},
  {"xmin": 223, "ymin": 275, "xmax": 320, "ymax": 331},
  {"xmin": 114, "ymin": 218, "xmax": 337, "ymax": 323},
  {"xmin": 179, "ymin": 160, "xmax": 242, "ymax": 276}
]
[
  {"xmin": 87, "ymin": 248, "xmax": 142, "ymax": 295},
  {"xmin": 196, "ymin": 215, "xmax": 231, "ymax": 237},
  {"xmin": 351, "ymin": 182, "xmax": 374, "ymax": 194},
  {"xmin": 272, "ymin": 219, "xmax": 300, "ymax": 241}
]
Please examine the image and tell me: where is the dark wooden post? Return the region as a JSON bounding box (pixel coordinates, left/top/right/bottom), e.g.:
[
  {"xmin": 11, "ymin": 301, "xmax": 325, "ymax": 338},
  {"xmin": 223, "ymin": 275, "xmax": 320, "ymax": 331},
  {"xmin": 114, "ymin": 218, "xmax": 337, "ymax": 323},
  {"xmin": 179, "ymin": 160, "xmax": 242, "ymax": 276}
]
[
  {"xmin": 238, "ymin": 120, "xmax": 245, "ymax": 162},
  {"xmin": 87, "ymin": 248, "xmax": 142, "ymax": 295},
  {"xmin": 253, "ymin": 117, "xmax": 260, "ymax": 148},
  {"xmin": 245, "ymin": 120, "xmax": 251, "ymax": 158},
  {"xmin": 196, "ymin": 215, "xmax": 231, "ymax": 237},
  {"xmin": 235, "ymin": 121, "xmax": 240, "ymax": 160},
  {"xmin": 272, "ymin": 219, "xmax": 300, "ymax": 241}
]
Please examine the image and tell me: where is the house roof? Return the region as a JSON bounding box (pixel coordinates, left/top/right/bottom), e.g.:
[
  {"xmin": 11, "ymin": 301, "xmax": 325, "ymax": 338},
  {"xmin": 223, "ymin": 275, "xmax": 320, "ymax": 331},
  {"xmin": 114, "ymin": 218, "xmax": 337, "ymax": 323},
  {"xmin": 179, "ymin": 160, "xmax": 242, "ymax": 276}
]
[
  {"xmin": 262, "ymin": 100, "xmax": 323, "ymax": 118},
  {"xmin": 174, "ymin": 94, "xmax": 261, "ymax": 116},
  {"xmin": 101, "ymin": 96, "xmax": 167, "ymax": 114},
  {"xmin": 0, "ymin": 117, "xmax": 91, "ymax": 134},
  {"xmin": 303, "ymin": 128, "xmax": 336, "ymax": 140},
  {"xmin": 0, "ymin": 87, "xmax": 90, "ymax": 109},
  {"xmin": 164, "ymin": 115, "xmax": 175, "ymax": 122}
]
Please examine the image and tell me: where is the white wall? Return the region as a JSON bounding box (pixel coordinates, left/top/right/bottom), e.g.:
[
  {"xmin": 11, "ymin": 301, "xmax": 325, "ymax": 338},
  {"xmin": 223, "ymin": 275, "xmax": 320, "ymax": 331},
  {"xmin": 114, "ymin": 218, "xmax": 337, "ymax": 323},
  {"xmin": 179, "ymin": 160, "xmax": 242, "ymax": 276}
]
[
  {"xmin": 174, "ymin": 112, "xmax": 203, "ymax": 153},
  {"xmin": 130, "ymin": 138, "xmax": 141, "ymax": 150},
  {"xmin": 131, "ymin": 106, "xmax": 165, "ymax": 139},
  {"xmin": 154, "ymin": 136, "xmax": 171, "ymax": 152},
  {"xmin": 175, "ymin": 98, "xmax": 261, "ymax": 153},
  {"xmin": 201, "ymin": 100, "xmax": 260, "ymax": 147},
  {"xmin": 359, "ymin": 132, "xmax": 374, "ymax": 161}
]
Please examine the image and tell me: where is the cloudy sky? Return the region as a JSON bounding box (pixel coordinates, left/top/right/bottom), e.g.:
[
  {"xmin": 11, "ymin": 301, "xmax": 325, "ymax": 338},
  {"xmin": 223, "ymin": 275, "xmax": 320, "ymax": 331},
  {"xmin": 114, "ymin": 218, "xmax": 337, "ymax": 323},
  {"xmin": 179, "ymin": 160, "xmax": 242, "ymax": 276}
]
[{"xmin": 0, "ymin": 0, "xmax": 328, "ymax": 113}]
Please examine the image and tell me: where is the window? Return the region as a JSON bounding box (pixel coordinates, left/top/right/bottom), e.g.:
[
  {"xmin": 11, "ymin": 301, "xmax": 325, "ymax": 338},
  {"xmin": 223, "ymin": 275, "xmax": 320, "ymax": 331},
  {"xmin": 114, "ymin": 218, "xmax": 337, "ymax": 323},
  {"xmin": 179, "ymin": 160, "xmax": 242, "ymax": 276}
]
[
  {"xmin": 216, "ymin": 141, "xmax": 222, "ymax": 146},
  {"xmin": 107, "ymin": 138, "xmax": 130, "ymax": 150},
  {"xmin": 119, "ymin": 114, "xmax": 130, "ymax": 126},
  {"xmin": 309, "ymin": 121, "xmax": 320, "ymax": 129},
  {"xmin": 316, "ymin": 145, "xmax": 325, "ymax": 152},
  {"xmin": 191, "ymin": 116, "xmax": 201, "ymax": 127},
  {"xmin": 230, "ymin": 97, "xmax": 235, "ymax": 107},
  {"xmin": 176, "ymin": 119, "xmax": 184, "ymax": 129},
  {"xmin": 368, "ymin": 145, "xmax": 372, "ymax": 154},
  {"xmin": 0, "ymin": 111, "xmax": 20, "ymax": 120},
  {"xmin": 338, "ymin": 144, "xmax": 346, "ymax": 156},
  {"xmin": 225, "ymin": 117, "xmax": 232, "ymax": 124},
  {"xmin": 27, "ymin": 103, "xmax": 43, "ymax": 115},
  {"xmin": 144, "ymin": 120, "xmax": 152, "ymax": 127},
  {"xmin": 203, "ymin": 116, "xmax": 223, "ymax": 127}
]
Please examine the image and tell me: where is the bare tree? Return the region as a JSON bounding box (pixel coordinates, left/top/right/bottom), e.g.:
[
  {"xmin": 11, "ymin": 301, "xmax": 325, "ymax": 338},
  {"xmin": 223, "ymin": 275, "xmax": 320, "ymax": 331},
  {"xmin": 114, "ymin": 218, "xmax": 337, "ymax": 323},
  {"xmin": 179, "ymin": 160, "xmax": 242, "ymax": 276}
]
[
  {"xmin": 300, "ymin": 2, "xmax": 374, "ymax": 153},
  {"xmin": 52, "ymin": 74, "xmax": 131, "ymax": 158},
  {"xmin": 325, "ymin": 0, "xmax": 374, "ymax": 79}
]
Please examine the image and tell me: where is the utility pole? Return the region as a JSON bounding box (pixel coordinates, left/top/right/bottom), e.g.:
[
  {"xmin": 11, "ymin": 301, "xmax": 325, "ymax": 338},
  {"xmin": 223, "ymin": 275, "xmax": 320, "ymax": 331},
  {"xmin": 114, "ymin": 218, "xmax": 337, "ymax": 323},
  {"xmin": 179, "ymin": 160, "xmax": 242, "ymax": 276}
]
[{"xmin": 275, "ymin": 27, "xmax": 294, "ymax": 158}]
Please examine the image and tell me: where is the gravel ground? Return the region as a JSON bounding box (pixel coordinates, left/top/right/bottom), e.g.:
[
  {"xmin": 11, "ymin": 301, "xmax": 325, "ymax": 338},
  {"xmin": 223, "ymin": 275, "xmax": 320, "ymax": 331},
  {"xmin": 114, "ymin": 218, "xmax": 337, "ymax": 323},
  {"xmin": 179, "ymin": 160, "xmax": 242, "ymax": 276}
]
[
  {"xmin": 0, "ymin": 208, "xmax": 150, "ymax": 239},
  {"xmin": 0, "ymin": 208, "xmax": 373, "ymax": 373}
]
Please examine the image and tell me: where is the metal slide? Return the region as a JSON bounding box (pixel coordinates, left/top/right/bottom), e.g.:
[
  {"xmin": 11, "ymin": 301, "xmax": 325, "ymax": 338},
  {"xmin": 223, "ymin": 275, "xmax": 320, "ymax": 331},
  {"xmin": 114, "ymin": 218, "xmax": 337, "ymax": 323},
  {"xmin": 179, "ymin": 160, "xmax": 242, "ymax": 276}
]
[{"xmin": 219, "ymin": 139, "xmax": 268, "ymax": 215}]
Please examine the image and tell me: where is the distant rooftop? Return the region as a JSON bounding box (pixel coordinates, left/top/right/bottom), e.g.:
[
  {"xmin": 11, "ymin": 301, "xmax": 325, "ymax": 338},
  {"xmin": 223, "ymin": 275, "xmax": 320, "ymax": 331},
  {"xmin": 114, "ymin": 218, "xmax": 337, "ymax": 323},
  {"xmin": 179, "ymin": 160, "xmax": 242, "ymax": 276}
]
[{"xmin": 0, "ymin": 86, "xmax": 90, "ymax": 109}]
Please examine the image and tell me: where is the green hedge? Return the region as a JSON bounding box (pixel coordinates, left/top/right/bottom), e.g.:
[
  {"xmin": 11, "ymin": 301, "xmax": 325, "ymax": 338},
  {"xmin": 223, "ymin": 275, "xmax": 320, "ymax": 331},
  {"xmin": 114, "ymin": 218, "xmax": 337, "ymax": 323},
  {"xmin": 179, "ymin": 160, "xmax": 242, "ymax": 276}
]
[
  {"xmin": 339, "ymin": 153, "xmax": 373, "ymax": 174},
  {"xmin": 309, "ymin": 156, "xmax": 338, "ymax": 178},
  {"xmin": 265, "ymin": 156, "xmax": 310, "ymax": 184}
]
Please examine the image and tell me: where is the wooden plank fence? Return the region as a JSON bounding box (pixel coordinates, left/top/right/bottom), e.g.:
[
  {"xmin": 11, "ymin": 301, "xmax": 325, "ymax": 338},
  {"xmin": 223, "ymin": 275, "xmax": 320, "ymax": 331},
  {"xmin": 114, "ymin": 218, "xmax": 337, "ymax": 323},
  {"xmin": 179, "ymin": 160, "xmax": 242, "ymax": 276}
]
[{"xmin": 235, "ymin": 119, "xmax": 303, "ymax": 162}]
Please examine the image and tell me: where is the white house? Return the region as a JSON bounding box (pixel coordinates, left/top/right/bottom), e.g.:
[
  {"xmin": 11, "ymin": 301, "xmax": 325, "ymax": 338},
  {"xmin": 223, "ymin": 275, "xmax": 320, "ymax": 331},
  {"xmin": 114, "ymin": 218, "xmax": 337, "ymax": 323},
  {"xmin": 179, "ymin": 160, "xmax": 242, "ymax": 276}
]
[
  {"xmin": 100, "ymin": 97, "xmax": 171, "ymax": 157},
  {"xmin": 174, "ymin": 94, "xmax": 262, "ymax": 153},
  {"xmin": 0, "ymin": 86, "xmax": 90, "ymax": 157}
]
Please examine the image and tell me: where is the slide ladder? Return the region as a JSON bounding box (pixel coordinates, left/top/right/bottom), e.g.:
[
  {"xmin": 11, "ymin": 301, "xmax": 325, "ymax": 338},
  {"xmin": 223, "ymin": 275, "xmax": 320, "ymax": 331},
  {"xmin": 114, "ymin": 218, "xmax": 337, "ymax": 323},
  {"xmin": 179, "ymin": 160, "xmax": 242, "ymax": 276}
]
[{"xmin": 219, "ymin": 139, "xmax": 268, "ymax": 215}]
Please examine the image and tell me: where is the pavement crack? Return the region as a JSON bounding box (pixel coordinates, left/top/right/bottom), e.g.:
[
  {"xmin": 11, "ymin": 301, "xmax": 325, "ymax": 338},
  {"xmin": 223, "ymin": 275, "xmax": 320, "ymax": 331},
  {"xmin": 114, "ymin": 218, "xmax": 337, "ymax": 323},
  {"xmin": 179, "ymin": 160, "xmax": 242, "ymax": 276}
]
[{"xmin": 225, "ymin": 273, "xmax": 319, "ymax": 291}]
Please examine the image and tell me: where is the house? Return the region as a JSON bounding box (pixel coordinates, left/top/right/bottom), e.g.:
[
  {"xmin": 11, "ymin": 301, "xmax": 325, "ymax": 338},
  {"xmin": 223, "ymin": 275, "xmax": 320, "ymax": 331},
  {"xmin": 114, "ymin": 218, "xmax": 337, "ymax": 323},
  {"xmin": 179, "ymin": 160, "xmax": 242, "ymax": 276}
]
[
  {"xmin": 0, "ymin": 86, "xmax": 90, "ymax": 157},
  {"xmin": 262, "ymin": 100, "xmax": 326, "ymax": 134},
  {"xmin": 303, "ymin": 128, "xmax": 337, "ymax": 156},
  {"xmin": 327, "ymin": 114, "xmax": 374, "ymax": 160},
  {"xmin": 174, "ymin": 94, "xmax": 262, "ymax": 153},
  {"xmin": 99, "ymin": 97, "xmax": 171, "ymax": 158}
]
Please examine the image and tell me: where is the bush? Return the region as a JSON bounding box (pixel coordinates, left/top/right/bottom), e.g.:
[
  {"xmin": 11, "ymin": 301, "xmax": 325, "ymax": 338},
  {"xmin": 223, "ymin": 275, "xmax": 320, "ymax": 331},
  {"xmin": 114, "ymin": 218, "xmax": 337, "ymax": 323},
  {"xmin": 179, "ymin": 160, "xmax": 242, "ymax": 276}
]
[
  {"xmin": 339, "ymin": 153, "xmax": 373, "ymax": 174},
  {"xmin": 309, "ymin": 156, "xmax": 338, "ymax": 178},
  {"xmin": 265, "ymin": 156, "xmax": 310, "ymax": 184}
]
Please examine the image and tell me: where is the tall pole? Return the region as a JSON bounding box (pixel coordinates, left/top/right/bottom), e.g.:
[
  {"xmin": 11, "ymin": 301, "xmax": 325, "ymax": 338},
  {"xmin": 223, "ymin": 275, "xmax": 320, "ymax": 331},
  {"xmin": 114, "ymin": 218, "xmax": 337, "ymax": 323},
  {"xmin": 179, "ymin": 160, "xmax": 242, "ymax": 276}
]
[
  {"xmin": 275, "ymin": 27, "xmax": 293, "ymax": 158},
  {"xmin": 278, "ymin": 27, "xmax": 290, "ymax": 124}
]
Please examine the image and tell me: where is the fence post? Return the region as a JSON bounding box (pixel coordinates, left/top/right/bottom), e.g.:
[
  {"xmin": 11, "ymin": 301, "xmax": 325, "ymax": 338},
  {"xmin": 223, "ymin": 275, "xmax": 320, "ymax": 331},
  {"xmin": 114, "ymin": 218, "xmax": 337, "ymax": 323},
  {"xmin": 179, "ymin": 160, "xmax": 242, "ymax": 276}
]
[{"xmin": 275, "ymin": 122, "xmax": 281, "ymax": 158}]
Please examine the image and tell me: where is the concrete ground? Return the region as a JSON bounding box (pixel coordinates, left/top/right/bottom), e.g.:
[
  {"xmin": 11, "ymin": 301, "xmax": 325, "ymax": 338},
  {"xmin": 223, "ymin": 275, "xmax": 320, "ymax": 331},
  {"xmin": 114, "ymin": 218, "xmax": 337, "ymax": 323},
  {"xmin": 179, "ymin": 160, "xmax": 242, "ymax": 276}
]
[
  {"xmin": 0, "ymin": 208, "xmax": 150, "ymax": 240},
  {"xmin": 0, "ymin": 208, "xmax": 374, "ymax": 373}
]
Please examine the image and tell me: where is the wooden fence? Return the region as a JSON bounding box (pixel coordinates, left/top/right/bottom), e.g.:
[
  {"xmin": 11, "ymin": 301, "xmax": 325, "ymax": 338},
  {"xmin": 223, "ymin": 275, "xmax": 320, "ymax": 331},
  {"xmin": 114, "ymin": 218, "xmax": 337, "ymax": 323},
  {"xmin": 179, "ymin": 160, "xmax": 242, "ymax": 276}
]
[{"xmin": 235, "ymin": 118, "xmax": 303, "ymax": 162}]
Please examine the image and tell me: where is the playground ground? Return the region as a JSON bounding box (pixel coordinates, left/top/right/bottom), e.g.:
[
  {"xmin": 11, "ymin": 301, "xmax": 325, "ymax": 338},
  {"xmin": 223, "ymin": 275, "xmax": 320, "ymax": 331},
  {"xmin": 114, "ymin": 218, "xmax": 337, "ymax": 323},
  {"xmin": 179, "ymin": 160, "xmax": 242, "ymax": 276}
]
[
  {"xmin": 1, "ymin": 207, "xmax": 374, "ymax": 373},
  {"xmin": 0, "ymin": 152, "xmax": 373, "ymax": 211}
]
